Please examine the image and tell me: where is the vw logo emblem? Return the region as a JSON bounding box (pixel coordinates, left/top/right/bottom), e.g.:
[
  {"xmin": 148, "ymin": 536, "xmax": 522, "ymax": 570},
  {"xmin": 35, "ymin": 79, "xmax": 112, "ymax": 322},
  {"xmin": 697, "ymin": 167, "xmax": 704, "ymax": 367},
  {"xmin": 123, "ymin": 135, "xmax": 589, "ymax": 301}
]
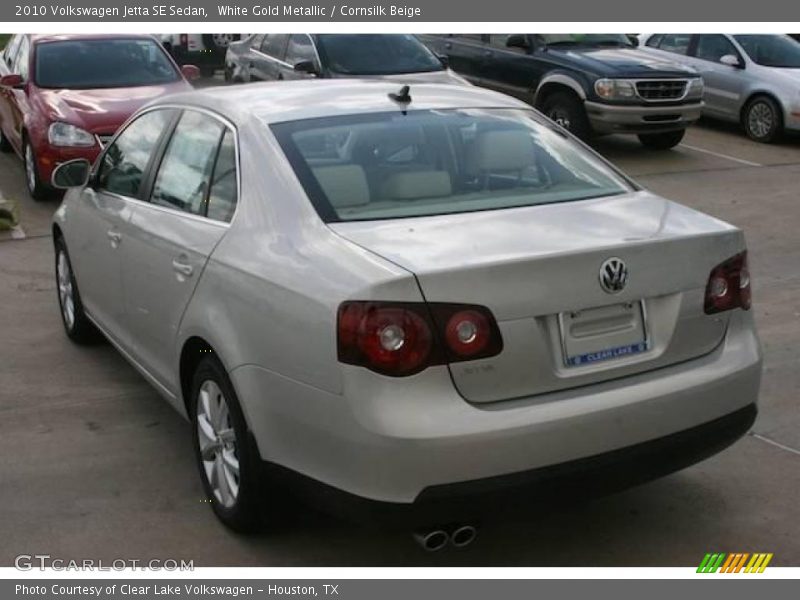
[{"xmin": 599, "ymin": 257, "xmax": 628, "ymax": 294}]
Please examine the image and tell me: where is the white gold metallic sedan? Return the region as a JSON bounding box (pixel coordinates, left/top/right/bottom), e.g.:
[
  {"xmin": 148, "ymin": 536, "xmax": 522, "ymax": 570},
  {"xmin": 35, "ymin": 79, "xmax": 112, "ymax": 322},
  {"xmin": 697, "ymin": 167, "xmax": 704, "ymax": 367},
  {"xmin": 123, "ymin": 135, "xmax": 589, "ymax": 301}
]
[{"xmin": 51, "ymin": 80, "xmax": 761, "ymax": 538}]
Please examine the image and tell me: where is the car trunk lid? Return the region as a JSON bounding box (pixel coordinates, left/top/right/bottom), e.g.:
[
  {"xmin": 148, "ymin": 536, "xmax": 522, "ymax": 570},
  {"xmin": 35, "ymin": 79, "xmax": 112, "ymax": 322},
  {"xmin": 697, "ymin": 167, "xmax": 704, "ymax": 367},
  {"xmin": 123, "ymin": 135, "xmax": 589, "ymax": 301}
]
[{"xmin": 329, "ymin": 191, "xmax": 745, "ymax": 403}]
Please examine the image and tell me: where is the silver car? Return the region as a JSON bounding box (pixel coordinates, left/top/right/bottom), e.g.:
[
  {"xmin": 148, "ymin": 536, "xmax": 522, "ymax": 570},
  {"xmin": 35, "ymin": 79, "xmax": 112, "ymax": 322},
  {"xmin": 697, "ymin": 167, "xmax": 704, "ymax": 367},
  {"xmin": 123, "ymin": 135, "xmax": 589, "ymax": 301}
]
[
  {"xmin": 51, "ymin": 81, "xmax": 761, "ymax": 538},
  {"xmin": 640, "ymin": 34, "xmax": 800, "ymax": 142}
]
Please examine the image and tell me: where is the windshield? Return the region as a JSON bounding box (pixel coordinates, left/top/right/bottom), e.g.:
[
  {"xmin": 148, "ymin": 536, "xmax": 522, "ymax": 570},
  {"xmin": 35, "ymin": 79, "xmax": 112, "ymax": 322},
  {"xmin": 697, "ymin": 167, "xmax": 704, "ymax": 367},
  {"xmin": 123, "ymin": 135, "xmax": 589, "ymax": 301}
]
[
  {"xmin": 271, "ymin": 109, "xmax": 632, "ymax": 223},
  {"xmin": 538, "ymin": 34, "xmax": 634, "ymax": 47},
  {"xmin": 315, "ymin": 34, "xmax": 444, "ymax": 75},
  {"xmin": 35, "ymin": 39, "xmax": 180, "ymax": 89},
  {"xmin": 734, "ymin": 35, "xmax": 800, "ymax": 68}
]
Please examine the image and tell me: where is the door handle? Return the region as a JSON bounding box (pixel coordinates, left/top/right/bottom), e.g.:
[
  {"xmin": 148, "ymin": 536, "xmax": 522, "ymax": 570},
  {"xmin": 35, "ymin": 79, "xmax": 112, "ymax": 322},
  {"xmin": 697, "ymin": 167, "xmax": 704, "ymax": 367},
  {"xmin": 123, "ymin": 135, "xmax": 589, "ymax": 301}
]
[
  {"xmin": 106, "ymin": 230, "xmax": 122, "ymax": 247},
  {"xmin": 171, "ymin": 258, "xmax": 194, "ymax": 278}
]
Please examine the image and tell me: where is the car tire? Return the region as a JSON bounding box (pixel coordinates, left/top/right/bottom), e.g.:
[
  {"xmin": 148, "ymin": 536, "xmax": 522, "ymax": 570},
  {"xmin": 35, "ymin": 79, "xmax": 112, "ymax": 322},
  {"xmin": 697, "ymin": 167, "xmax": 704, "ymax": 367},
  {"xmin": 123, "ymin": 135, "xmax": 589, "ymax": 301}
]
[
  {"xmin": 743, "ymin": 96, "xmax": 782, "ymax": 143},
  {"xmin": 23, "ymin": 138, "xmax": 49, "ymax": 201},
  {"xmin": 202, "ymin": 34, "xmax": 240, "ymax": 51},
  {"xmin": 54, "ymin": 236, "xmax": 101, "ymax": 344},
  {"xmin": 191, "ymin": 354, "xmax": 263, "ymax": 533},
  {"xmin": 0, "ymin": 126, "xmax": 12, "ymax": 153},
  {"xmin": 637, "ymin": 129, "xmax": 685, "ymax": 150},
  {"xmin": 541, "ymin": 92, "xmax": 592, "ymax": 141}
]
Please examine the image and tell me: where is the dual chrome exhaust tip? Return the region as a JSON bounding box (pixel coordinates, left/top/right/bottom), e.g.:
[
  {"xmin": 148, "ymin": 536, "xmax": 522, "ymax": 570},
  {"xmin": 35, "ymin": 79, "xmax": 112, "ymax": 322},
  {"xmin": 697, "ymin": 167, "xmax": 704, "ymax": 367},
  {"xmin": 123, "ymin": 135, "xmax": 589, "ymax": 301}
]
[{"xmin": 414, "ymin": 524, "xmax": 478, "ymax": 551}]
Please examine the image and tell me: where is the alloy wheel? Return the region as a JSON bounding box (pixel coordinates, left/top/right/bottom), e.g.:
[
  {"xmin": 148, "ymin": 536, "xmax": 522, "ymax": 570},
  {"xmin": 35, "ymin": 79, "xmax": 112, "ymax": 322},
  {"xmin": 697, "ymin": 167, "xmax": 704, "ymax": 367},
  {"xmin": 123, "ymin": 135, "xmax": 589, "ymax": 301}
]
[
  {"xmin": 211, "ymin": 34, "xmax": 237, "ymax": 48},
  {"xmin": 548, "ymin": 108, "xmax": 572, "ymax": 130},
  {"xmin": 748, "ymin": 102, "xmax": 774, "ymax": 139},
  {"xmin": 56, "ymin": 250, "xmax": 75, "ymax": 331},
  {"xmin": 196, "ymin": 379, "xmax": 240, "ymax": 508}
]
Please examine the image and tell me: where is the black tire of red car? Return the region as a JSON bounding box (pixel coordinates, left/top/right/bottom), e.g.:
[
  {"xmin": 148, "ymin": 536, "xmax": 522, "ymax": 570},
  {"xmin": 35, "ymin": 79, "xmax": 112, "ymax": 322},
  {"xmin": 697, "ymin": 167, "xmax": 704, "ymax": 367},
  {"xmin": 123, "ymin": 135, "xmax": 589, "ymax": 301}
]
[
  {"xmin": 23, "ymin": 137, "xmax": 49, "ymax": 201},
  {"xmin": 54, "ymin": 235, "xmax": 102, "ymax": 344},
  {"xmin": 637, "ymin": 129, "xmax": 686, "ymax": 150},
  {"xmin": 541, "ymin": 91, "xmax": 592, "ymax": 141},
  {"xmin": 191, "ymin": 355, "xmax": 265, "ymax": 533},
  {"xmin": 743, "ymin": 95, "xmax": 782, "ymax": 144},
  {"xmin": 0, "ymin": 127, "xmax": 12, "ymax": 152}
]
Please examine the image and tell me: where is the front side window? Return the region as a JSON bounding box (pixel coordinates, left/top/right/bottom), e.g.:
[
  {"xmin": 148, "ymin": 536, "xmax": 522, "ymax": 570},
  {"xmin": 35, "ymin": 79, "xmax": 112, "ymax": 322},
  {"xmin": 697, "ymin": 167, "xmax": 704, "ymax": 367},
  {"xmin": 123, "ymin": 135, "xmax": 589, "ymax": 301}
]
[
  {"xmin": 34, "ymin": 38, "xmax": 179, "ymax": 89},
  {"xmin": 271, "ymin": 109, "xmax": 631, "ymax": 222},
  {"xmin": 260, "ymin": 34, "xmax": 288, "ymax": 60},
  {"xmin": 734, "ymin": 35, "xmax": 800, "ymax": 68},
  {"xmin": 97, "ymin": 109, "xmax": 175, "ymax": 198},
  {"xmin": 150, "ymin": 111, "xmax": 225, "ymax": 216},
  {"xmin": 314, "ymin": 35, "xmax": 444, "ymax": 75},
  {"xmin": 3, "ymin": 35, "xmax": 21, "ymax": 68},
  {"xmin": 695, "ymin": 35, "xmax": 739, "ymax": 63},
  {"xmin": 14, "ymin": 36, "xmax": 30, "ymax": 80}
]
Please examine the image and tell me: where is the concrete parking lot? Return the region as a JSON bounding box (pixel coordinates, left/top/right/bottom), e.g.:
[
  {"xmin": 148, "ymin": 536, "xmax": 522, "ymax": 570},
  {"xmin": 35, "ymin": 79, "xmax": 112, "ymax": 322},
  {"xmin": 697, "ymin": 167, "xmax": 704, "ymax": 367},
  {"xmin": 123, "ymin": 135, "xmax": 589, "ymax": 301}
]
[{"xmin": 1, "ymin": 94, "xmax": 799, "ymax": 565}]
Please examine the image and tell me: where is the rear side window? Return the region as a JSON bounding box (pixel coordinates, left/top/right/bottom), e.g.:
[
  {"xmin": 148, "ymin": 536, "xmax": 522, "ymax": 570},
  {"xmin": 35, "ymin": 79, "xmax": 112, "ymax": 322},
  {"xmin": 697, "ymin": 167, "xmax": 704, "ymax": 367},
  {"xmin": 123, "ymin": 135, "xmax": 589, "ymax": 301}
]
[
  {"xmin": 97, "ymin": 109, "xmax": 175, "ymax": 198},
  {"xmin": 150, "ymin": 111, "xmax": 225, "ymax": 216},
  {"xmin": 206, "ymin": 131, "xmax": 238, "ymax": 223},
  {"xmin": 657, "ymin": 34, "xmax": 691, "ymax": 55}
]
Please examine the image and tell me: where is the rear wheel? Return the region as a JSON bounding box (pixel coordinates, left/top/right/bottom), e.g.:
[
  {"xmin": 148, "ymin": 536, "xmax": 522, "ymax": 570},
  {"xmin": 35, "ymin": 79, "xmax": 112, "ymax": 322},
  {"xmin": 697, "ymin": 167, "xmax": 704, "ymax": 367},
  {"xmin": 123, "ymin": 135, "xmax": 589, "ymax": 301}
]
[
  {"xmin": 24, "ymin": 138, "xmax": 49, "ymax": 201},
  {"xmin": 541, "ymin": 91, "xmax": 592, "ymax": 141},
  {"xmin": 202, "ymin": 33, "xmax": 240, "ymax": 51},
  {"xmin": 191, "ymin": 355, "xmax": 263, "ymax": 532},
  {"xmin": 637, "ymin": 129, "xmax": 685, "ymax": 150},
  {"xmin": 55, "ymin": 236, "xmax": 101, "ymax": 344},
  {"xmin": 743, "ymin": 96, "xmax": 782, "ymax": 143}
]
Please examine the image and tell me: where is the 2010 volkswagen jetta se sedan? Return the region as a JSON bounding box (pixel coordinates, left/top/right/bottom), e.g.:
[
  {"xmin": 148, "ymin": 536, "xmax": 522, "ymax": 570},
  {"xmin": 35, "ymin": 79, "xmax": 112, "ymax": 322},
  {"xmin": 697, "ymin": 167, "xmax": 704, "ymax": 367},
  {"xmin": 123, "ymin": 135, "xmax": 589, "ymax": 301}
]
[{"xmin": 51, "ymin": 80, "xmax": 761, "ymax": 533}]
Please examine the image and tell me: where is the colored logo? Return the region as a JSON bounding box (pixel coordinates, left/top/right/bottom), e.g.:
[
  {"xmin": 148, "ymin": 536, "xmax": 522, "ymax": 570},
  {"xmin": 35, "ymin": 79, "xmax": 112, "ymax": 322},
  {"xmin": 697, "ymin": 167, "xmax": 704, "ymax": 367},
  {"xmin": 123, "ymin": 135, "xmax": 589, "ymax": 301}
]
[{"xmin": 697, "ymin": 553, "xmax": 773, "ymax": 573}]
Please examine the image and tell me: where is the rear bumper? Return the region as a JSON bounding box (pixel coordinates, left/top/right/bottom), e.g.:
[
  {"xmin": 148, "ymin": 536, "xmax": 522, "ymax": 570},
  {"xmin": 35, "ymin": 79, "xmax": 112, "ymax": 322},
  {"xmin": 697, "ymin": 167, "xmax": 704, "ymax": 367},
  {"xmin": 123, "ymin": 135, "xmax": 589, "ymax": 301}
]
[
  {"xmin": 270, "ymin": 403, "xmax": 757, "ymax": 527},
  {"xmin": 585, "ymin": 101, "xmax": 704, "ymax": 134},
  {"xmin": 233, "ymin": 311, "xmax": 761, "ymax": 506}
]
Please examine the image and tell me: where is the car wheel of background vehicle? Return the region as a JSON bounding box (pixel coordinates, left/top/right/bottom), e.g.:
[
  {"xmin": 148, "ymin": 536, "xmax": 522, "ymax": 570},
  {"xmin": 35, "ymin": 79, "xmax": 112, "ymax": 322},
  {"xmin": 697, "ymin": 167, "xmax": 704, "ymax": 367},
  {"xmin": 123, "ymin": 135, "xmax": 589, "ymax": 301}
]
[
  {"xmin": 541, "ymin": 92, "xmax": 592, "ymax": 141},
  {"xmin": 637, "ymin": 129, "xmax": 686, "ymax": 150},
  {"xmin": 743, "ymin": 96, "xmax": 782, "ymax": 143},
  {"xmin": 23, "ymin": 138, "xmax": 49, "ymax": 201},
  {"xmin": 0, "ymin": 126, "xmax": 12, "ymax": 153},
  {"xmin": 203, "ymin": 34, "xmax": 240, "ymax": 51},
  {"xmin": 191, "ymin": 354, "xmax": 263, "ymax": 533},
  {"xmin": 54, "ymin": 236, "xmax": 101, "ymax": 344}
]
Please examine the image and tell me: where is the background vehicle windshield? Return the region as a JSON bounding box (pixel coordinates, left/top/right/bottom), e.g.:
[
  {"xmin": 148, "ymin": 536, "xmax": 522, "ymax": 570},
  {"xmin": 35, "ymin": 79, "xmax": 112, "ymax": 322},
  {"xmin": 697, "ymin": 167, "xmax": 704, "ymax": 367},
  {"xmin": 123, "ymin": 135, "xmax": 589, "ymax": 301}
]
[
  {"xmin": 35, "ymin": 39, "xmax": 180, "ymax": 89},
  {"xmin": 538, "ymin": 34, "xmax": 633, "ymax": 47},
  {"xmin": 734, "ymin": 35, "xmax": 800, "ymax": 68},
  {"xmin": 315, "ymin": 34, "xmax": 444, "ymax": 75},
  {"xmin": 272, "ymin": 109, "xmax": 632, "ymax": 222}
]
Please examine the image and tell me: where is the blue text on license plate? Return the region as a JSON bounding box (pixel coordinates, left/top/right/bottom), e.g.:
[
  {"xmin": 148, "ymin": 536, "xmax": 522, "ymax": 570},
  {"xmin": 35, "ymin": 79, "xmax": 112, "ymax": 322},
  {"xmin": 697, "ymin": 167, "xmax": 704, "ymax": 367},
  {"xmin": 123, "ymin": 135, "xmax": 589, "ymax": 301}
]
[{"xmin": 566, "ymin": 342, "xmax": 648, "ymax": 367}]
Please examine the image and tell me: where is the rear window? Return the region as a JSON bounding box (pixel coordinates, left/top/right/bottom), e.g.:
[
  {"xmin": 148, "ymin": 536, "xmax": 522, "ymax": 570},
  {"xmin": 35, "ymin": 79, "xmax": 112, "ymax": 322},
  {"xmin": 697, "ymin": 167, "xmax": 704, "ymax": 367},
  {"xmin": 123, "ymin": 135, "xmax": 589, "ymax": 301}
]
[
  {"xmin": 734, "ymin": 35, "xmax": 800, "ymax": 68},
  {"xmin": 271, "ymin": 109, "xmax": 632, "ymax": 223},
  {"xmin": 35, "ymin": 38, "xmax": 180, "ymax": 89},
  {"xmin": 314, "ymin": 34, "xmax": 444, "ymax": 75}
]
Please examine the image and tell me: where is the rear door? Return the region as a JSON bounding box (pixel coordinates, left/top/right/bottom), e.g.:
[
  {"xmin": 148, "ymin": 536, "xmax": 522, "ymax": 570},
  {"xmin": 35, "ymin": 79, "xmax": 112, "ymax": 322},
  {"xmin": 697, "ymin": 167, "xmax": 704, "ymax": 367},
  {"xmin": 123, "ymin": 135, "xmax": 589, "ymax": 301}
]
[
  {"xmin": 121, "ymin": 109, "xmax": 237, "ymax": 392},
  {"xmin": 689, "ymin": 35, "xmax": 748, "ymax": 119},
  {"xmin": 480, "ymin": 35, "xmax": 540, "ymax": 101},
  {"xmin": 251, "ymin": 34, "xmax": 289, "ymax": 81}
]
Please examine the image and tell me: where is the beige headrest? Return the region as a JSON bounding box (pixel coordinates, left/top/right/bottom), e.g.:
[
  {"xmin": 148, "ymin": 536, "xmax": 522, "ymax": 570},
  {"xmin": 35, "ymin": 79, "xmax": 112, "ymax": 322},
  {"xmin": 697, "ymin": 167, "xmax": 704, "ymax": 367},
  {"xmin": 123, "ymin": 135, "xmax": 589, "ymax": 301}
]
[
  {"xmin": 382, "ymin": 170, "xmax": 452, "ymax": 200},
  {"xmin": 312, "ymin": 165, "xmax": 370, "ymax": 208},
  {"xmin": 467, "ymin": 130, "xmax": 536, "ymax": 172}
]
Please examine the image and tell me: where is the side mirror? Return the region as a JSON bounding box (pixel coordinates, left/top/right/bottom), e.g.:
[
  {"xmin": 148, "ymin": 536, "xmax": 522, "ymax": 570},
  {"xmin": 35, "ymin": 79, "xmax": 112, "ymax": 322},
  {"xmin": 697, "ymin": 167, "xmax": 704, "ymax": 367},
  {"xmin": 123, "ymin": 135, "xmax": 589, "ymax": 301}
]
[
  {"xmin": 506, "ymin": 34, "xmax": 530, "ymax": 51},
  {"xmin": 181, "ymin": 64, "xmax": 201, "ymax": 81},
  {"xmin": 720, "ymin": 54, "xmax": 742, "ymax": 68},
  {"xmin": 51, "ymin": 159, "xmax": 91, "ymax": 189},
  {"xmin": 436, "ymin": 53, "xmax": 450, "ymax": 68},
  {"xmin": 293, "ymin": 60, "xmax": 319, "ymax": 76},
  {"xmin": 627, "ymin": 35, "xmax": 640, "ymax": 47},
  {"xmin": 0, "ymin": 74, "xmax": 24, "ymax": 89}
]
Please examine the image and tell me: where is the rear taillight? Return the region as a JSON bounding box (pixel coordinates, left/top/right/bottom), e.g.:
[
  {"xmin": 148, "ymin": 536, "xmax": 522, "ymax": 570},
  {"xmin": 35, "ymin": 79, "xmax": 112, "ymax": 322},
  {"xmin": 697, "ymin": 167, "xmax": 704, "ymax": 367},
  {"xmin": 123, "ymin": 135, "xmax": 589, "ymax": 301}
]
[
  {"xmin": 704, "ymin": 251, "xmax": 751, "ymax": 315},
  {"xmin": 337, "ymin": 301, "xmax": 503, "ymax": 377}
]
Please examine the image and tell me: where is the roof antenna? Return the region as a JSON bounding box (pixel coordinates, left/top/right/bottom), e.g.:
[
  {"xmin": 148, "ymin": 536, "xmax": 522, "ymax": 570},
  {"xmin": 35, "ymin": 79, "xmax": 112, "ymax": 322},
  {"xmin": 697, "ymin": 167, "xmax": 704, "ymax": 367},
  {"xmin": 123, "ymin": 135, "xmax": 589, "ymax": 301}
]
[{"xmin": 388, "ymin": 85, "xmax": 412, "ymax": 105}]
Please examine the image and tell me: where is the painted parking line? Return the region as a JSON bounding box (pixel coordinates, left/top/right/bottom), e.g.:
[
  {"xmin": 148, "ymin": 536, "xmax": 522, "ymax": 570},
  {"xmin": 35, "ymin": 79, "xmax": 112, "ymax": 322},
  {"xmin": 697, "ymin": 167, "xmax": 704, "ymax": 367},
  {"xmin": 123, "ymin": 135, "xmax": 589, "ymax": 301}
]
[{"xmin": 680, "ymin": 143, "xmax": 764, "ymax": 168}]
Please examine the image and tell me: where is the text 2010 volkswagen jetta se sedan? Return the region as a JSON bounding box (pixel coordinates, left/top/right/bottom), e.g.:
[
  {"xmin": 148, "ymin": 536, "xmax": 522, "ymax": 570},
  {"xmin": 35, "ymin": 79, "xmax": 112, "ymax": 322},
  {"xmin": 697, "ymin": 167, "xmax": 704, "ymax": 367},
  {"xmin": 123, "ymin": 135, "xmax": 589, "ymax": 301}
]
[{"xmin": 51, "ymin": 80, "xmax": 761, "ymax": 536}]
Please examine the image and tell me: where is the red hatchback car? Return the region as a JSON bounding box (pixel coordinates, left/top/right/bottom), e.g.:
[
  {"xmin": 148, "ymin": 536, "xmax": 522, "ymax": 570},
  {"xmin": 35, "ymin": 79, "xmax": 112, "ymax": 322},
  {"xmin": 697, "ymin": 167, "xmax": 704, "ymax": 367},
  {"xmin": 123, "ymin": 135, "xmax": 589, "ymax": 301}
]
[{"xmin": 0, "ymin": 34, "xmax": 198, "ymax": 200}]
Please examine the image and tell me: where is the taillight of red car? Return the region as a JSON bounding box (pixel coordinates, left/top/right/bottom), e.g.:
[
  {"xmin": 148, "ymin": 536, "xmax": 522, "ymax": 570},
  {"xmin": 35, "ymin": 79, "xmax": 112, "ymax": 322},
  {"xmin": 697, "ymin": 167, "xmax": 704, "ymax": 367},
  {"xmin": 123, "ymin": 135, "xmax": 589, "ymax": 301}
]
[
  {"xmin": 704, "ymin": 251, "xmax": 752, "ymax": 315},
  {"xmin": 337, "ymin": 301, "xmax": 503, "ymax": 377}
]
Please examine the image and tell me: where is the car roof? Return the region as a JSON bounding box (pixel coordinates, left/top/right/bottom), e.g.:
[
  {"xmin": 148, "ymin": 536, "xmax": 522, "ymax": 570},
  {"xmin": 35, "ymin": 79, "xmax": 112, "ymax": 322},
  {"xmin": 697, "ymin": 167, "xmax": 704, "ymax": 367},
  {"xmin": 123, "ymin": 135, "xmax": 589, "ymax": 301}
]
[
  {"xmin": 29, "ymin": 33, "xmax": 160, "ymax": 44},
  {"xmin": 154, "ymin": 79, "xmax": 530, "ymax": 125}
]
